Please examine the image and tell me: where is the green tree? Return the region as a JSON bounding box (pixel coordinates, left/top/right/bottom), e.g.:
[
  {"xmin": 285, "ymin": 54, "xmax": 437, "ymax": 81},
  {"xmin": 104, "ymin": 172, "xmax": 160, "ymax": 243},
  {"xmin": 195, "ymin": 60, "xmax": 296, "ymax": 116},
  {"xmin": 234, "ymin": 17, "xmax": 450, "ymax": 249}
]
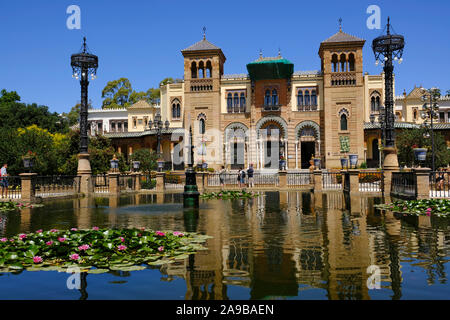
[
  {"xmin": 101, "ymin": 78, "xmax": 134, "ymax": 109},
  {"xmin": 0, "ymin": 89, "xmax": 68, "ymax": 133},
  {"xmin": 397, "ymin": 128, "xmax": 450, "ymax": 168},
  {"xmin": 130, "ymin": 149, "xmax": 157, "ymax": 173},
  {"xmin": 61, "ymin": 103, "xmax": 81, "ymax": 126}
]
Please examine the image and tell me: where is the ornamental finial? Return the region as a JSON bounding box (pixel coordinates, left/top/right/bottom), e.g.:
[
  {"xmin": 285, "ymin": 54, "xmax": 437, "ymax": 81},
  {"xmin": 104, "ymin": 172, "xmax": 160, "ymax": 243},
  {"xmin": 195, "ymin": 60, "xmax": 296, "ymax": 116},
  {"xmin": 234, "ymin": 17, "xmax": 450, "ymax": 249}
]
[
  {"xmin": 387, "ymin": 17, "xmax": 390, "ymax": 35},
  {"xmin": 202, "ymin": 26, "xmax": 206, "ymax": 40},
  {"xmin": 83, "ymin": 37, "xmax": 87, "ymax": 53}
]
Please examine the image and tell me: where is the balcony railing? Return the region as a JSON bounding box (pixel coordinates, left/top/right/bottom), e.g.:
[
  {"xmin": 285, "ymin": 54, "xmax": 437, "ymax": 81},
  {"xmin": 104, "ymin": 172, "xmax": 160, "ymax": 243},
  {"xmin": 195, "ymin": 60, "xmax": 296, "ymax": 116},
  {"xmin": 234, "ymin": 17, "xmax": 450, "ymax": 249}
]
[
  {"xmin": 297, "ymin": 104, "xmax": 318, "ymax": 111},
  {"xmin": 331, "ymin": 72, "xmax": 357, "ymax": 86},
  {"xmin": 263, "ymin": 104, "xmax": 281, "ymax": 112}
]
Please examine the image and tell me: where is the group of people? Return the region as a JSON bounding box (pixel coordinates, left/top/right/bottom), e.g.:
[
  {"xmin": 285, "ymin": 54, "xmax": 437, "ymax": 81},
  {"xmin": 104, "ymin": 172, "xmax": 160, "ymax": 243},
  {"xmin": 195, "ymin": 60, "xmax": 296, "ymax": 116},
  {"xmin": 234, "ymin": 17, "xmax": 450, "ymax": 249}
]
[
  {"xmin": 218, "ymin": 164, "xmax": 254, "ymax": 188},
  {"xmin": 434, "ymin": 168, "xmax": 449, "ymax": 191}
]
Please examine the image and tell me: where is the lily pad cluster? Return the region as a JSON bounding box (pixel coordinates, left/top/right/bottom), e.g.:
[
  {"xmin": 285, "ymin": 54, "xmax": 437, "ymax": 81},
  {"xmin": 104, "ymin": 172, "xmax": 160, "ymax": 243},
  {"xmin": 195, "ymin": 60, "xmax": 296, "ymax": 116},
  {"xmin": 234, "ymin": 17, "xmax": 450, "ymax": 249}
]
[
  {"xmin": 0, "ymin": 201, "xmax": 35, "ymax": 212},
  {"xmin": 200, "ymin": 190, "xmax": 259, "ymax": 200},
  {"xmin": 375, "ymin": 198, "xmax": 450, "ymax": 218},
  {"xmin": 0, "ymin": 227, "xmax": 212, "ymax": 273}
]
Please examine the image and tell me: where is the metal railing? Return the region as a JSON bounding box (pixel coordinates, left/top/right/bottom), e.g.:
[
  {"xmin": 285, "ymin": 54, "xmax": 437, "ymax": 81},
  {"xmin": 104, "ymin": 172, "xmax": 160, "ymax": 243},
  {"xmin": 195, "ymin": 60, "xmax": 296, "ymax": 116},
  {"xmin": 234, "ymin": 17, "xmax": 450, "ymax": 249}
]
[
  {"xmin": 254, "ymin": 172, "xmax": 279, "ymax": 186},
  {"xmin": 140, "ymin": 174, "xmax": 156, "ymax": 190},
  {"xmin": 0, "ymin": 176, "xmax": 21, "ymax": 199},
  {"xmin": 391, "ymin": 172, "xmax": 416, "ymax": 199},
  {"xmin": 119, "ymin": 175, "xmax": 135, "ymax": 191},
  {"xmin": 164, "ymin": 173, "xmax": 184, "ymax": 190},
  {"xmin": 287, "ymin": 172, "xmax": 311, "ymax": 187},
  {"xmin": 93, "ymin": 174, "xmax": 109, "ymax": 193},
  {"xmin": 322, "ymin": 171, "xmax": 342, "ymax": 190},
  {"xmin": 429, "ymin": 171, "xmax": 450, "ymax": 198},
  {"xmin": 207, "ymin": 173, "xmax": 239, "ymax": 187},
  {"xmin": 35, "ymin": 176, "xmax": 80, "ymax": 197},
  {"xmin": 359, "ymin": 170, "xmax": 383, "ymax": 192}
]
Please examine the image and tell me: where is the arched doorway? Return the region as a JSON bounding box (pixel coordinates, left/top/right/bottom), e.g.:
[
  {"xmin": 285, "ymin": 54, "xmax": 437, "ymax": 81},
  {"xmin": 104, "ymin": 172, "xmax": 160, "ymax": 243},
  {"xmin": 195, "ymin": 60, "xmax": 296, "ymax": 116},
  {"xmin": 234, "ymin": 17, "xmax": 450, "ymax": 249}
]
[
  {"xmin": 224, "ymin": 122, "xmax": 248, "ymax": 170},
  {"xmin": 259, "ymin": 122, "xmax": 285, "ymax": 169},
  {"xmin": 295, "ymin": 121, "xmax": 320, "ymax": 169}
]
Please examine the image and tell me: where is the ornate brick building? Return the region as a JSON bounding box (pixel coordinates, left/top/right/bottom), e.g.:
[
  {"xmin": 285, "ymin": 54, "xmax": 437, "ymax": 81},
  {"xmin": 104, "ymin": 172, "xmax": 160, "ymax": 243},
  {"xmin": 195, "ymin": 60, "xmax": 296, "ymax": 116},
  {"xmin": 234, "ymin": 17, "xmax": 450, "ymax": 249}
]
[{"xmin": 103, "ymin": 26, "xmax": 394, "ymax": 170}]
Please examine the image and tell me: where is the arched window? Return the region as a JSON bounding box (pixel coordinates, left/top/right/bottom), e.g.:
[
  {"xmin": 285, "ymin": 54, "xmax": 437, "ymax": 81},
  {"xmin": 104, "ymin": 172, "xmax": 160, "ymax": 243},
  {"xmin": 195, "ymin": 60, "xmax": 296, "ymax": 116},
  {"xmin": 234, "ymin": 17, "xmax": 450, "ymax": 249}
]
[
  {"xmin": 272, "ymin": 89, "xmax": 278, "ymax": 106},
  {"xmin": 199, "ymin": 61, "xmax": 205, "ymax": 78},
  {"xmin": 227, "ymin": 93, "xmax": 233, "ymax": 113},
  {"xmin": 199, "ymin": 118, "xmax": 206, "ymax": 135},
  {"xmin": 265, "ymin": 89, "xmax": 271, "ymax": 106},
  {"xmin": 371, "ymin": 97, "xmax": 376, "ymax": 112},
  {"xmin": 240, "ymin": 93, "xmax": 246, "ymax": 112},
  {"xmin": 233, "ymin": 93, "xmax": 239, "ymax": 112},
  {"xmin": 297, "ymin": 90, "xmax": 303, "ymax": 108},
  {"xmin": 176, "ymin": 104, "xmax": 181, "ymax": 118},
  {"xmin": 375, "ymin": 96, "xmax": 380, "ymax": 111},
  {"xmin": 332, "ymin": 54, "xmax": 338, "ymax": 72},
  {"xmin": 348, "ymin": 53, "xmax": 355, "ymax": 72},
  {"xmin": 340, "ymin": 53, "xmax": 347, "ymax": 72},
  {"xmin": 340, "ymin": 114, "xmax": 348, "ymax": 131},
  {"xmin": 191, "ymin": 62, "xmax": 197, "ymax": 79},
  {"xmin": 413, "ymin": 109, "xmax": 418, "ymax": 120},
  {"xmin": 304, "ymin": 90, "xmax": 310, "ymax": 107},
  {"xmin": 311, "ymin": 90, "xmax": 317, "ymax": 106},
  {"xmin": 172, "ymin": 103, "xmax": 177, "ymax": 118},
  {"xmin": 206, "ymin": 61, "xmax": 212, "ymax": 78}
]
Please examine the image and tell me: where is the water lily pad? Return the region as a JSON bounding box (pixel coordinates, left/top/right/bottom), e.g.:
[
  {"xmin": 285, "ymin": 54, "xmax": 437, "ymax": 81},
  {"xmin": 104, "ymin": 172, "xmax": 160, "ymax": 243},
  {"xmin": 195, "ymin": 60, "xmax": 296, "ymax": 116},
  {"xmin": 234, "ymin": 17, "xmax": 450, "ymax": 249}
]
[{"xmin": 87, "ymin": 268, "xmax": 109, "ymax": 274}]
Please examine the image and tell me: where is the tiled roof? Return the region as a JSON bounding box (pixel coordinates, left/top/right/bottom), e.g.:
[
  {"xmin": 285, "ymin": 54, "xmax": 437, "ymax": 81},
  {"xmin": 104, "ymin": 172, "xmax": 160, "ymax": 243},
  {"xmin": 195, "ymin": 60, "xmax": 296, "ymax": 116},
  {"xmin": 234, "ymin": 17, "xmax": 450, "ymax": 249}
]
[
  {"xmin": 222, "ymin": 74, "xmax": 249, "ymax": 79},
  {"xmin": 322, "ymin": 30, "xmax": 365, "ymax": 43},
  {"xmin": 104, "ymin": 128, "xmax": 180, "ymax": 139},
  {"xmin": 182, "ymin": 39, "xmax": 221, "ymax": 52},
  {"xmin": 293, "ymin": 70, "xmax": 322, "ymax": 76},
  {"xmin": 128, "ymin": 100, "xmax": 152, "ymax": 109}
]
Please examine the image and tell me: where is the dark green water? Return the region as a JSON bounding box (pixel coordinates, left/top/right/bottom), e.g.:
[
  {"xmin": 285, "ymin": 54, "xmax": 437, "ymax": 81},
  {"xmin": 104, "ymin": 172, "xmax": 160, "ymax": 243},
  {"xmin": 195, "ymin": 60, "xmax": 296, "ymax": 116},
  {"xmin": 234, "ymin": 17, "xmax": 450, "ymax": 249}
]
[{"xmin": 0, "ymin": 191, "xmax": 449, "ymax": 300}]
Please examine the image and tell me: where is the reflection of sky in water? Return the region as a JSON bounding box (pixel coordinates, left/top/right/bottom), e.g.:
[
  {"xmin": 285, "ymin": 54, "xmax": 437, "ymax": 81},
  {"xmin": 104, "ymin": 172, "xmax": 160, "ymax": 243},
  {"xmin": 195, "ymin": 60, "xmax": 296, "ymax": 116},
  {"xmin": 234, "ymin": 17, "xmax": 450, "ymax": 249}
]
[{"xmin": 0, "ymin": 192, "xmax": 449, "ymax": 300}]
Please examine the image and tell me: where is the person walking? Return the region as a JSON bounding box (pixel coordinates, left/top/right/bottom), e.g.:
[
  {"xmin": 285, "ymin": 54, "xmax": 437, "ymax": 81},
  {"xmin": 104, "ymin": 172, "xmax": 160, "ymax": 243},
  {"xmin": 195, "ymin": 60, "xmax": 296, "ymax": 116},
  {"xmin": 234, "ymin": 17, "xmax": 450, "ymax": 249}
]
[
  {"xmin": 1, "ymin": 163, "xmax": 8, "ymax": 199},
  {"xmin": 237, "ymin": 167, "xmax": 246, "ymax": 188},
  {"xmin": 219, "ymin": 166, "xmax": 226, "ymax": 189},
  {"xmin": 247, "ymin": 163, "xmax": 254, "ymax": 188}
]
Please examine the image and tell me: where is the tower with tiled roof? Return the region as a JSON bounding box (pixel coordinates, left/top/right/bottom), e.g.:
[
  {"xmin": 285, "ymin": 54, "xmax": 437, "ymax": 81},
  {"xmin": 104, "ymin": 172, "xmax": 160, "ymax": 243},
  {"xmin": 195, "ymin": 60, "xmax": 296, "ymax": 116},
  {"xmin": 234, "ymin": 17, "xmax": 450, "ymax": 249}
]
[{"xmin": 318, "ymin": 19, "xmax": 366, "ymax": 168}]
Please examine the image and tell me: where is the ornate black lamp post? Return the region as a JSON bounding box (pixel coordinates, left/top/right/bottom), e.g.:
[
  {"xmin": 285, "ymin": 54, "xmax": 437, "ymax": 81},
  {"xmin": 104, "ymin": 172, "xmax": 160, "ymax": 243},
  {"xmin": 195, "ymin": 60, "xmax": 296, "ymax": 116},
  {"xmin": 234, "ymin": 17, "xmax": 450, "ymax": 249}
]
[
  {"xmin": 420, "ymin": 87, "xmax": 441, "ymax": 171},
  {"xmin": 372, "ymin": 17, "xmax": 404, "ymax": 170},
  {"xmin": 148, "ymin": 114, "xmax": 170, "ymax": 172},
  {"xmin": 71, "ymin": 37, "xmax": 98, "ymax": 175},
  {"xmin": 183, "ymin": 126, "xmax": 199, "ymax": 208}
]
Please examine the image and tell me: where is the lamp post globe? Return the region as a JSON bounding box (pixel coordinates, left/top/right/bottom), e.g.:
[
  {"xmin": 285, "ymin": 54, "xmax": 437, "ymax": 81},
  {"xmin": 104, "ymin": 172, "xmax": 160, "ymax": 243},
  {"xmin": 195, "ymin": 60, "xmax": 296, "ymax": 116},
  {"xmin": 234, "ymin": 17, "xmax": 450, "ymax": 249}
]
[
  {"xmin": 71, "ymin": 37, "xmax": 98, "ymax": 177},
  {"xmin": 372, "ymin": 17, "xmax": 404, "ymax": 170}
]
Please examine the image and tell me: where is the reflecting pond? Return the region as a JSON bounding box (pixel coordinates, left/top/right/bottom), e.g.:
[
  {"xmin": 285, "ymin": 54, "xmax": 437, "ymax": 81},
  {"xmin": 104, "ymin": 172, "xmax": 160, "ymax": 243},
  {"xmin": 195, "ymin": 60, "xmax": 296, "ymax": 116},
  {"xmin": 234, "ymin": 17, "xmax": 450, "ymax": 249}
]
[{"xmin": 0, "ymin": 191, "xmax": 449, "ymax": 300}]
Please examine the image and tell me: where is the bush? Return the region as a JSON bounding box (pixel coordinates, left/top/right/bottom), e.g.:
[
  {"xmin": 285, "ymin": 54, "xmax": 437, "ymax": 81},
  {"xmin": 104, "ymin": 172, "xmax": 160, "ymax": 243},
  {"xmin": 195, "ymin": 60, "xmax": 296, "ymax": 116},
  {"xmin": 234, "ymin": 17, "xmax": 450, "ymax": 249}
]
[{"xmin": 141, "ymin": 179, "xmax": 156, "ymax": 190}]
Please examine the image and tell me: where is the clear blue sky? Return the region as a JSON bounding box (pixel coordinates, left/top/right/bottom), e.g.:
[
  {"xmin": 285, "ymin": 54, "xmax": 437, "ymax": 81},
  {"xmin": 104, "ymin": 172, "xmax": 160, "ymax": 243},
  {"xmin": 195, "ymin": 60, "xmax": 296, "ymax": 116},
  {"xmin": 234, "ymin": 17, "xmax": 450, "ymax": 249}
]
[{"xmin": 0, "ymin": 0, "xmax": 449, "ymax": 114}]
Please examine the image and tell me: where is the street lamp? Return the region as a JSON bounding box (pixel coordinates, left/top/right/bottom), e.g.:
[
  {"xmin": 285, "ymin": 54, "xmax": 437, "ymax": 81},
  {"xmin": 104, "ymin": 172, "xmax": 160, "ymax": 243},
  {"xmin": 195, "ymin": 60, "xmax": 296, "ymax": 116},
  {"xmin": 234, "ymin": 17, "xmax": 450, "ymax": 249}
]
[
  {"xmin": 148, "ymin": 114, "xmax": 169, "ymax": 172},
  {"xmin": 372, "ymin": 17, "xmax": 404, "ymax": 170},
  {"xmin": 71, "ymin": 37, "xmax": 98, "ymax": 175},
  {"xmin": 420, "ymin": 87, "xmax": 441, "ymax": 171}
]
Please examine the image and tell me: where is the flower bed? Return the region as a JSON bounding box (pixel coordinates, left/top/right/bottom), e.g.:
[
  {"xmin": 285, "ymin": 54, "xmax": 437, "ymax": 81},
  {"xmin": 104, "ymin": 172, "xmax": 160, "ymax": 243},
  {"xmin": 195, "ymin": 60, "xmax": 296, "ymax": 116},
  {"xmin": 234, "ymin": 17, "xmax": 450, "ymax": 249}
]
[
  {"xmin": 0, "ymin": 227, "xmax": 211, "ymax": 273},
  {"xmin": 375, "ymin": 199, "xmax": 450, "ymax": 218},
  {"xmin": 200, "ymin": 190, "xmax": 259, "ymax": 200},
  {"xmin": 0, "ymin": 201, "xmax": 35, "ymax": 212}
]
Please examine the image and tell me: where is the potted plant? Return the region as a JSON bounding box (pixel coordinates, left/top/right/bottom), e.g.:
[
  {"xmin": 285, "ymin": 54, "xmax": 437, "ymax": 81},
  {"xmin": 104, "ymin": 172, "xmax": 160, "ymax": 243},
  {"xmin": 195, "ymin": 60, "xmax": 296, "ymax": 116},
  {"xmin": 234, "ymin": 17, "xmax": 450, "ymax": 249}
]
[
  {"xmin": 412, "ymin": 144, "xmax": 427, "ymax": 163},
  {"xmin": 22, "ymin": 150, "xmax": 36, "ymax": 171},
  {"xmin": 313, "ymin": 157, "xmax": 321, "ymax": 169},
  {"xmin": 348, "ymin": 154, "xmax": 358, "ymax": 168},
  {"xmin": 340, "ymin": 157, "xmax": 348, "ymax": 169}
]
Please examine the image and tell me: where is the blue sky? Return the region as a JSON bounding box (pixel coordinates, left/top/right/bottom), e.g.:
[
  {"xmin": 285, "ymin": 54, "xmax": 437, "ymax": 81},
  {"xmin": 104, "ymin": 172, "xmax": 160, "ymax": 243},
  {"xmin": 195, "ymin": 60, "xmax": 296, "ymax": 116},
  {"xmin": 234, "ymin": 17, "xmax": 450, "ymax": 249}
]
[{"xmin": 0, "ymin": 0, "xmax": 449, "ymax": 114}]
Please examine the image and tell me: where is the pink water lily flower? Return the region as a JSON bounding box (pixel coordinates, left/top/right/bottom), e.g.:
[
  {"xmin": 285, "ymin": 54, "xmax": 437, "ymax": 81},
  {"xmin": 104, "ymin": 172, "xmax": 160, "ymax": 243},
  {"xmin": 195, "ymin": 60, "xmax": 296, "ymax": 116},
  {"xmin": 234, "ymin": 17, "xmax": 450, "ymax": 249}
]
[
  {"xmin": 70, "ymin": 228, "xmax": 78, "ymax": 231},
  {"xmin": 92, "ymin": 226, "xmax": 99, "ymax": 231},
  {"xmin": 173, "ymin": 231, "xmax": 184, "ymax": 237},
  {"xmin": 70, "ymin": 254, "xmax": 80, "ymax": 261},
  {"xmin": 0, "ymin": 238, "xmax": 7, "ymax": 242},
  {"xmin": 46, "ymin": 241, "xmax": 53, "ymax": 246},
  {"xmin": 158, "ymin": 246, "xmax": 164, "ymax": 252},
  {"xmin": 19, "ymin": 234, "xmax": 27, "ymax": 240},
  {"xmin": 36, "ymin": 229, "xmax": 43, "ymax": 234},
  {"xmin": 33, "ymin": 256, "xmax": 43, "ymax": 263},
  {"xmin": 50, "ymin": 229, "xmax": 58, "ymax": 233},
  {"xmin": 137, "ymin": 233, "xmax": 142, "ymax": 237},
  {"xmin": 155, "ymin": 231, "xmax": 165, "ymax": 236},
  {"xmin": 78, "ymin": 244, "xmax": 90, "ymax": 251},
  {"xmin": 119, "ymin": 237, "xmax": 125, "ymax": 242},
  {"xmin": 118, "ymin": 245, "xmax": 127, "ymax": 251},
  {"xmin": 58, "ymin": 237, "xmax": 67, "ymax": 242}
]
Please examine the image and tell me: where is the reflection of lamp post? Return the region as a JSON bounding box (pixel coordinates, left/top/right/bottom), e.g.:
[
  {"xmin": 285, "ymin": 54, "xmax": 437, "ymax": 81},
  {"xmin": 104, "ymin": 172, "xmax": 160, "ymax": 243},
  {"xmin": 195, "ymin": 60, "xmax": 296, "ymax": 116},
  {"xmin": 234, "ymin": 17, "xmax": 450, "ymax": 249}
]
[
  {"xmin": 420, "ymin": 87, "xmax": 440, "ymax": 172},
  {"xmin": 372, "ymin": 17, "xmax": 404, "ymax": 170},
  {"xmin": 183, "ymin": 126, "xmax": 199, "ymax": 208},
  {"xmin": 148, "ymin": 114, "xmax": 170, "ymax": 172},
  {"xmin": 71, "ymin": 37, "xmax": 98, "ymax": 176}
]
